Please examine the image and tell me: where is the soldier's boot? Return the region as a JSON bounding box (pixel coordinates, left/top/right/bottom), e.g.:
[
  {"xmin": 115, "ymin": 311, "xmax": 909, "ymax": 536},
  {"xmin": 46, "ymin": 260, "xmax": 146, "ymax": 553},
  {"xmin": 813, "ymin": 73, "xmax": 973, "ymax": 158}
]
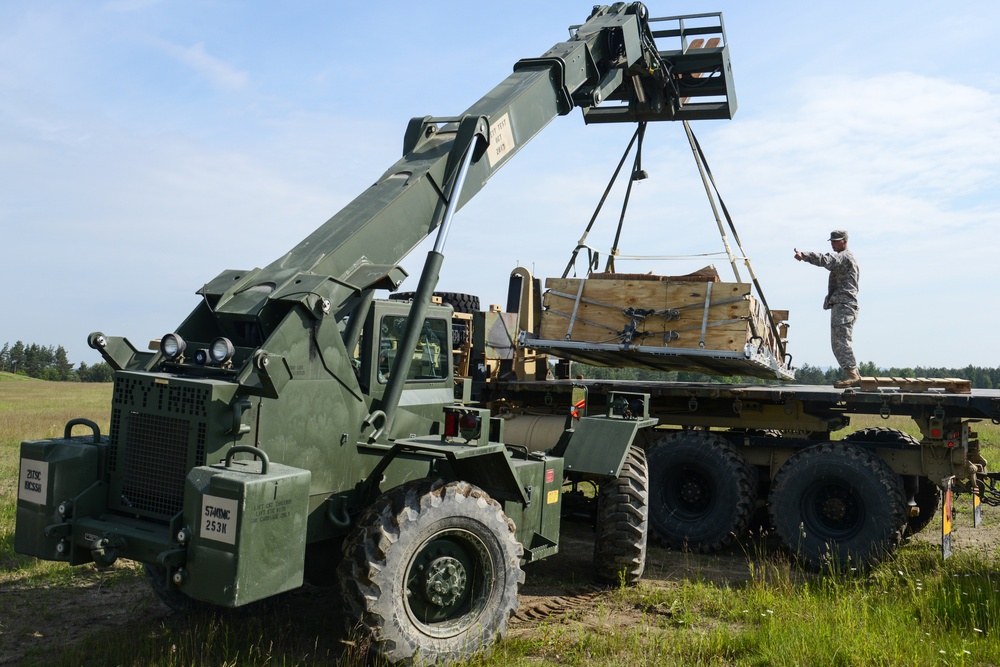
[{"xmin": 834, "ymin": 367, "xmax": 861, "ymax": 388}]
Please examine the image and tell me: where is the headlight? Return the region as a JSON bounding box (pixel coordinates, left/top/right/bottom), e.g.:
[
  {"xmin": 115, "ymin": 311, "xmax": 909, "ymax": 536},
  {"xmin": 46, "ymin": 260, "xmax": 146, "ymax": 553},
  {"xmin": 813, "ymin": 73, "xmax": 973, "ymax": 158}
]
[
  {"xmin": 160, "ymin": 333, "xmax": 186, "ymax": 360},
  {"xmin": 210, "ymin": 337, "xmax": 235, "ymax": 364}
]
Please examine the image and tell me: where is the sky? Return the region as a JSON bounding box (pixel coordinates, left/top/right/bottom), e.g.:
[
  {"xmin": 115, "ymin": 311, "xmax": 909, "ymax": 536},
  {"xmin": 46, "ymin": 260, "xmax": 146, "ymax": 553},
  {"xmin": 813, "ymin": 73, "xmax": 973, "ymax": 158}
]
[{"xmin": 1, "ymin": 0, "xmax": 999, "ymax": 372}]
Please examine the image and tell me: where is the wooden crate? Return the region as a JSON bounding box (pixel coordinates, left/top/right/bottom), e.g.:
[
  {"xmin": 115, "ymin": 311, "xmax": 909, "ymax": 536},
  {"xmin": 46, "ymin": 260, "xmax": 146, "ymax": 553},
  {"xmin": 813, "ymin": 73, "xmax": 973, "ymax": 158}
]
[{"xmin": 540, "ymin": 275, "xmax": 787, "ymax": 358}]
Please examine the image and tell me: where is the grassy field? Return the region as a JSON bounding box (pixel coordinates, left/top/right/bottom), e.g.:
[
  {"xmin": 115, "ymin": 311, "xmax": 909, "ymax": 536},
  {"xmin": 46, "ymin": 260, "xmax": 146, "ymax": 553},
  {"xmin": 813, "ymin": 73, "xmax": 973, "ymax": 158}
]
[{"xmin": 4, "ymin": 376, "xmax": 1000, "ymax": 665}]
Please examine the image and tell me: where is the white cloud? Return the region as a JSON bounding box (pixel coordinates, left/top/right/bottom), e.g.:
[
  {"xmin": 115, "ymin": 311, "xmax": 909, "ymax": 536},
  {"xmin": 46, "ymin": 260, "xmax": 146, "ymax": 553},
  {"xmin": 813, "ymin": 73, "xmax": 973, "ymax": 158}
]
[{"xmin": 149, "ymin": 38, "xmax": 249, "ymax": 91}]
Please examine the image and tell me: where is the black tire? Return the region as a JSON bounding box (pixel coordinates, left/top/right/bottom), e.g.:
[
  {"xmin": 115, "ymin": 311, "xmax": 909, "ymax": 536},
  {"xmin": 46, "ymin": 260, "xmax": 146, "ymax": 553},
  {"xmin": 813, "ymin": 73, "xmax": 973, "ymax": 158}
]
[
  {"xmin": 337, "ymin": 479, "xmax": 523, "ymax": 666},
  {"xmin": 768, "ymin": 442, "xmax": 907, "ymax": 570},
  {"xmin": 729, "ymin": 428, "xmax": 781, "ymax": 514},
  {"xmin": 646, "ymin": 431, "xmax": 758, "ymax": 552},
  {"xmin": 389, "ymin": 291, "xmax": 481, "ymax": 314},
  {"xmin": 593, "ymin": 445, "xmax": 648, "ymax": 586},
  {"xmin": 843, "ymin": 427, "xmax": 939, "ymax": 536}
]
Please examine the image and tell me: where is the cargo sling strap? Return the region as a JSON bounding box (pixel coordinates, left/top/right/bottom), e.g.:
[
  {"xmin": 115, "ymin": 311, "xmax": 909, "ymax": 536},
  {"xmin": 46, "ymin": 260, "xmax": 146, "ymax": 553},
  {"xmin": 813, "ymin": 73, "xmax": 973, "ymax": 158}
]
[
  {"xmin": 683, "ymin": 121, "xmax": 787, "ymax": 362},
  {"xmin": 557, "ymin": 116, "xmax": 787, "ymax": 364}
]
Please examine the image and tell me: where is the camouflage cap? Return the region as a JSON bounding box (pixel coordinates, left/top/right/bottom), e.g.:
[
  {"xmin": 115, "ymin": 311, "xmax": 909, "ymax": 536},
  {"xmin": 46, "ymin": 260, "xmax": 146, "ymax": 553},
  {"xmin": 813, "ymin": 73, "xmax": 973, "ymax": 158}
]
[{"xmin": 828, "ymin": 230, "xmax": 848, "ymax": 241}]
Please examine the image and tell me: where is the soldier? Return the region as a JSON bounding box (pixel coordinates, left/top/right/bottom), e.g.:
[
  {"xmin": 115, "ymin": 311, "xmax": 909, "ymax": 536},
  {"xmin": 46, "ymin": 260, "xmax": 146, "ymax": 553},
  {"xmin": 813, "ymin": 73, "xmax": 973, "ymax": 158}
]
[{"xmin": 794, "ymin": 230, "xmax": 860, "ymax": 388}]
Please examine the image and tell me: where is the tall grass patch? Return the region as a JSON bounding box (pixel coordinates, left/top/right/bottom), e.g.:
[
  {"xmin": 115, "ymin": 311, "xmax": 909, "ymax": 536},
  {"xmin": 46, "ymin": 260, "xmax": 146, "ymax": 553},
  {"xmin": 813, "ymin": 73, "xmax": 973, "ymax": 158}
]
[{"xmin": 494, "ymin": 549, "xmax": 1000, "ymax": 666}]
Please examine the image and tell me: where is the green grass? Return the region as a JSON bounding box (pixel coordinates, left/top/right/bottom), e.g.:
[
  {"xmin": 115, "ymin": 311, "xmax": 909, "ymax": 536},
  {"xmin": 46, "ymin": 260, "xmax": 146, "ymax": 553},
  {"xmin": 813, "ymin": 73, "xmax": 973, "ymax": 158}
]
[
  {"xmin": 481, "ymin": 548, "xmax": 1000, "ymax": 666},
  {"xmin": 5, "ymin": 381, "xmax": 1000, "ymax": 665}
]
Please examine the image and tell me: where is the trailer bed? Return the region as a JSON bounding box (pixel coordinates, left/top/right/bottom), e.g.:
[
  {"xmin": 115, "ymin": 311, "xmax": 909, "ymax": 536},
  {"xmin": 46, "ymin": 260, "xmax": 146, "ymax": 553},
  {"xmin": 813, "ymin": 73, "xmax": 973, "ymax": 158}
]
[{"xmin": 479, "ymin": 378, "xmax": 1000, "ymax": 431}]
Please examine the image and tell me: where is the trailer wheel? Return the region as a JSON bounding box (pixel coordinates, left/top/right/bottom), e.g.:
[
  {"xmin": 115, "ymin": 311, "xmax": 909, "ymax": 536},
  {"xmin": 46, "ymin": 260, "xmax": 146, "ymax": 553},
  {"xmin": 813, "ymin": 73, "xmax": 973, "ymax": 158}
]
[
  {"xmin": 593, "ymin": 445, "xmax": 648, "ymax": 585},
  {"xmin": 338, "ymin": 479, "xmax": 523, "ymax": 666},
  {"xmin": 768, "ymin": 442, "xmax": 907, "ymax": 570},
  {"xmin": 843, "ymin": 427, "xmax": 940, "ymax": 536},
  {"xmin": 646, "ymin": 431, "xmax": 757, "ymax": 552},
  {"xmin": 389, "ymin": 291, "xmax": 481, "ymax": 314}
]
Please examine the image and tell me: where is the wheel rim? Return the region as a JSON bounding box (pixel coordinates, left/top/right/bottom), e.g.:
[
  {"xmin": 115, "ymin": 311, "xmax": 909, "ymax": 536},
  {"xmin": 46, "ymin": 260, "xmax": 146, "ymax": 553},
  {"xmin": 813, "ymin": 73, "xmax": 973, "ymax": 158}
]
[
  {"xmin": 404, "ymin": 528, "xmax": 494, "ymax": 638},
  {"xmin": 661, "ymin": 464, "xmax": 715, "ymax": 520},
  {"xmin": 802, "ymin": 481, "xmax": 864, "ymax": 539}
]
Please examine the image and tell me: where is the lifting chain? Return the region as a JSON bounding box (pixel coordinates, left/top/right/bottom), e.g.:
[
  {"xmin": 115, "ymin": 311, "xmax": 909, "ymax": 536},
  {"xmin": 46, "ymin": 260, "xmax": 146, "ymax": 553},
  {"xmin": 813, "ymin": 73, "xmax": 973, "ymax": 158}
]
[{"xmin": 976, "ymin": 475, "xmax": 1000, "ymax": 507}]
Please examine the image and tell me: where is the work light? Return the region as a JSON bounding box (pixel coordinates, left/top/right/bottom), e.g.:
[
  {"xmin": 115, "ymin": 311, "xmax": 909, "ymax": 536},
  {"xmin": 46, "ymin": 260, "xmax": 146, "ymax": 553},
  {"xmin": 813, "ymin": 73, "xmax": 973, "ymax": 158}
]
[
  {"xmin": 160, "ymin": 333, "xmax": 186, "ymax": 360},
  {"xmin": 210, "ymin": 337, "xmax": 235, "ymax": 365}
]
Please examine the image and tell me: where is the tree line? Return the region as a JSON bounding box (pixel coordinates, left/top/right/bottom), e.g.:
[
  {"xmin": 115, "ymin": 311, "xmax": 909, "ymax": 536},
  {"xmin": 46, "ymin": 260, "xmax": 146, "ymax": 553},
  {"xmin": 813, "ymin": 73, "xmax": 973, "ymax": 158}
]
[{"xmin": 0, "ymin": 341, "xmax": 113, "ymax": 383}]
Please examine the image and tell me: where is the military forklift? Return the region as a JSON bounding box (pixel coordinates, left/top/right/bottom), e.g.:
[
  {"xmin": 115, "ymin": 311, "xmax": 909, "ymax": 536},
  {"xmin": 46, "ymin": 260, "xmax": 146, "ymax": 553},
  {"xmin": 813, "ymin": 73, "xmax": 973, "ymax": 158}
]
[{"xmin": 14, "ymin": 4, "xmax": 737, "ymax": 664}]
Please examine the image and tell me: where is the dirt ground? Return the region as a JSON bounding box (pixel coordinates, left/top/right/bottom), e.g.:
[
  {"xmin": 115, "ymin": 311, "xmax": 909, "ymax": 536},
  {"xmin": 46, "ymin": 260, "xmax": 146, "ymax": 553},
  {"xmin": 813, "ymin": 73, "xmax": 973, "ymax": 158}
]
[{"xmin": 2, "ymin": 505, "xmax": 997, "ymax": 665}]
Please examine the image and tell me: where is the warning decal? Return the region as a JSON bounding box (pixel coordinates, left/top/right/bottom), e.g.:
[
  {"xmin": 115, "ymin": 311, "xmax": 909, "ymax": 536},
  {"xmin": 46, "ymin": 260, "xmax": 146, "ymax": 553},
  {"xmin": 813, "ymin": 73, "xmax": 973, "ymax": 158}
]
[
  {"xmin": 19, "ymin": 459, "xmax": 48, "ymax": 504},
  {"xmin": 201, "ymin": 495, "xmax": 239, "ymax": 545},
  {"xmin": 487, "ymin": 113, "xmax": 515, "ymax": 168}
]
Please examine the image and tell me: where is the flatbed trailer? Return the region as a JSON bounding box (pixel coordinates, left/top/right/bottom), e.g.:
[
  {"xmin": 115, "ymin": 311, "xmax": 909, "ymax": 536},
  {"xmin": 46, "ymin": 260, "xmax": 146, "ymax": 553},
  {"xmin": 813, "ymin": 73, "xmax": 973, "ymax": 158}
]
[{"xmin": 473, "ymin": 377, "xmax": 1000, "ymax": 569}]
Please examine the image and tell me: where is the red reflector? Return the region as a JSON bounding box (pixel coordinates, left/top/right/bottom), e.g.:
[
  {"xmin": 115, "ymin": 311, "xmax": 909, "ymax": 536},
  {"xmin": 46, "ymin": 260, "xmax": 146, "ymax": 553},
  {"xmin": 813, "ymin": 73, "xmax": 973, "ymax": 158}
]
[
  {"xmin": 545, "ymin": 469, "xmax": 555, "ymax": 484},
  {"xmin": 947, "ymin": 440, "xmax": 956, "ymax": 448},
  {"xmin": 931, "ymin": 428, "xmax": 941, "ymax": 438},
  {"xmin": 444, "ymin": 411, "xmax": 460, "ymax": 437}
]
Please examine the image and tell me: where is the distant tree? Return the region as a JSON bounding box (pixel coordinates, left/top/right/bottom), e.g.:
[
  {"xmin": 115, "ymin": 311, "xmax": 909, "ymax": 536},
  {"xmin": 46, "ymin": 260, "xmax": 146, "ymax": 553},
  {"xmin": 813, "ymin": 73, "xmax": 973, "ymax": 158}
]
[
  {"xmin": 77, "ymin": 362, "xmax": 113, "ymax": 383},
  {"xmin": 792, "ymin": 363, "xmax": 827, "ymax": 384},
  {"xmin": 859, "ymin": 361, "xmax": 878, "ymax": 377},
  {"xmin": 9, "ymin": 340, "xmax": 25, "ymax": 374},
  {"xmin": 54, "ymin": 346, "xmax": 74, "ymax": 381}
]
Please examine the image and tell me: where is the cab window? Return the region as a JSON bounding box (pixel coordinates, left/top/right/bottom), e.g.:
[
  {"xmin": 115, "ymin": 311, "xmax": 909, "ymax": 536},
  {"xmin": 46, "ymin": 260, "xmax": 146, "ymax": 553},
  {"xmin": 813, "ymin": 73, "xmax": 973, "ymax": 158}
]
[{"xmin": 377, "ymin": 315, "xmax": 448, "ymax": 383}]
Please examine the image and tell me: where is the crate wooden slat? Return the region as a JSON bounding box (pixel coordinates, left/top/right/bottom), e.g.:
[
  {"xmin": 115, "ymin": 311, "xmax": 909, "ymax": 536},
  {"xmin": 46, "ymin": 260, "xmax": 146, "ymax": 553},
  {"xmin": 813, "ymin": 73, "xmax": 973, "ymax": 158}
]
[
  {"xmin": 541, "ymin": 277, "xmax": 757, "ymax": 351},
  {"xmin": 858, "ymin": 376, "xmax": 971, "ymax": 394}
]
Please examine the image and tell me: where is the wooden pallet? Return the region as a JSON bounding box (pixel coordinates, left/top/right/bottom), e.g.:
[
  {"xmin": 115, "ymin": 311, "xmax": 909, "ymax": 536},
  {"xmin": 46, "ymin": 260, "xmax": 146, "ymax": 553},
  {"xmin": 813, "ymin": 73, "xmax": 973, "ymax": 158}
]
[{"xmin": 858, "ymin": 376, "xmax": 971, "ymax": 394}]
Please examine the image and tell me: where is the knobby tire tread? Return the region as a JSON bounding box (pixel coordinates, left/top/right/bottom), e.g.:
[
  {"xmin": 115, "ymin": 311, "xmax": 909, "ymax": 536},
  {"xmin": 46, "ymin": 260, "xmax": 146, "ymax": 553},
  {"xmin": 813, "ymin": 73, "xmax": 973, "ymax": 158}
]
[
  {"xmin": 593, "ymin": 445, "xmax": 649, "ymax": 585},
  {"xmin": 768, "ymin": 441, "xmax": 907, "ymax": 571}
]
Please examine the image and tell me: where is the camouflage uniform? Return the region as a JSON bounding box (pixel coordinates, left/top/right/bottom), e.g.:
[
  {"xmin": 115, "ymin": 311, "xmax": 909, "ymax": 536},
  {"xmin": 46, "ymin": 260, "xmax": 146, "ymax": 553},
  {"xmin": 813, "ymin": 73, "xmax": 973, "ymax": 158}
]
[{"xmin": 799, "ymin": 248, "xmax": 859, "ymax": 371}]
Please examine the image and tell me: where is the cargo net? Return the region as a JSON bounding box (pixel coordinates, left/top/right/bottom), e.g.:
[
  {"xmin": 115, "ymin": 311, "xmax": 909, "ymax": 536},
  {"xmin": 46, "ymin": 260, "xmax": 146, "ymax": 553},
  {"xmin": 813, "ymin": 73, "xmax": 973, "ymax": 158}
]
[{"xmin": 532, "ymin": 117, "xmax": 793, "ymax": 381}]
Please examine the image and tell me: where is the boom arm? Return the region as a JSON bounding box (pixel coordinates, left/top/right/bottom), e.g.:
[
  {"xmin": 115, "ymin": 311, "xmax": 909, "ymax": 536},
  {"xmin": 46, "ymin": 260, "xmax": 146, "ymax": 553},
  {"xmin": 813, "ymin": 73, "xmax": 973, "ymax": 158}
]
[
  {"xmin": 200, "ymin": 4, "xmax": 735, "ymax": 323},
  {"xmin": 94, "ymin": 4, "xmax": 736, "ymax": 417}
]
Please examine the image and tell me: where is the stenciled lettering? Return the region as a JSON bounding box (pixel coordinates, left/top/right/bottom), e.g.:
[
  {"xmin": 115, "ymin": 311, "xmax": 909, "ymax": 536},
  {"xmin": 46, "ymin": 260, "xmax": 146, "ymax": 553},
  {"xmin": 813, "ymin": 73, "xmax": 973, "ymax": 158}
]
[{"xmin": 203, "ymin": 505, "xmax": 231, "ymax": 521}]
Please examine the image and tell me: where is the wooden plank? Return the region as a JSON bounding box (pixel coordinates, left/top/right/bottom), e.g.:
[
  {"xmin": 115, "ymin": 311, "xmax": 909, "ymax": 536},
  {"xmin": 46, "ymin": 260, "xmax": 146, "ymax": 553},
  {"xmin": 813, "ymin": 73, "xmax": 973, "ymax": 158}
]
[
  {"xmin": 859, "ymin": 377, "xmax": 879, "ymax": 391},
  {"xmin": 769, "ymin": 310, "xmax": 789, "ymax": 322},
  {"xmin": 854, "ymin": 376, "xmax": 971, "ymax": 394},
  {"xmin": 945, "ymin": 378, "xmax": 972, "ymax": 394}
]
